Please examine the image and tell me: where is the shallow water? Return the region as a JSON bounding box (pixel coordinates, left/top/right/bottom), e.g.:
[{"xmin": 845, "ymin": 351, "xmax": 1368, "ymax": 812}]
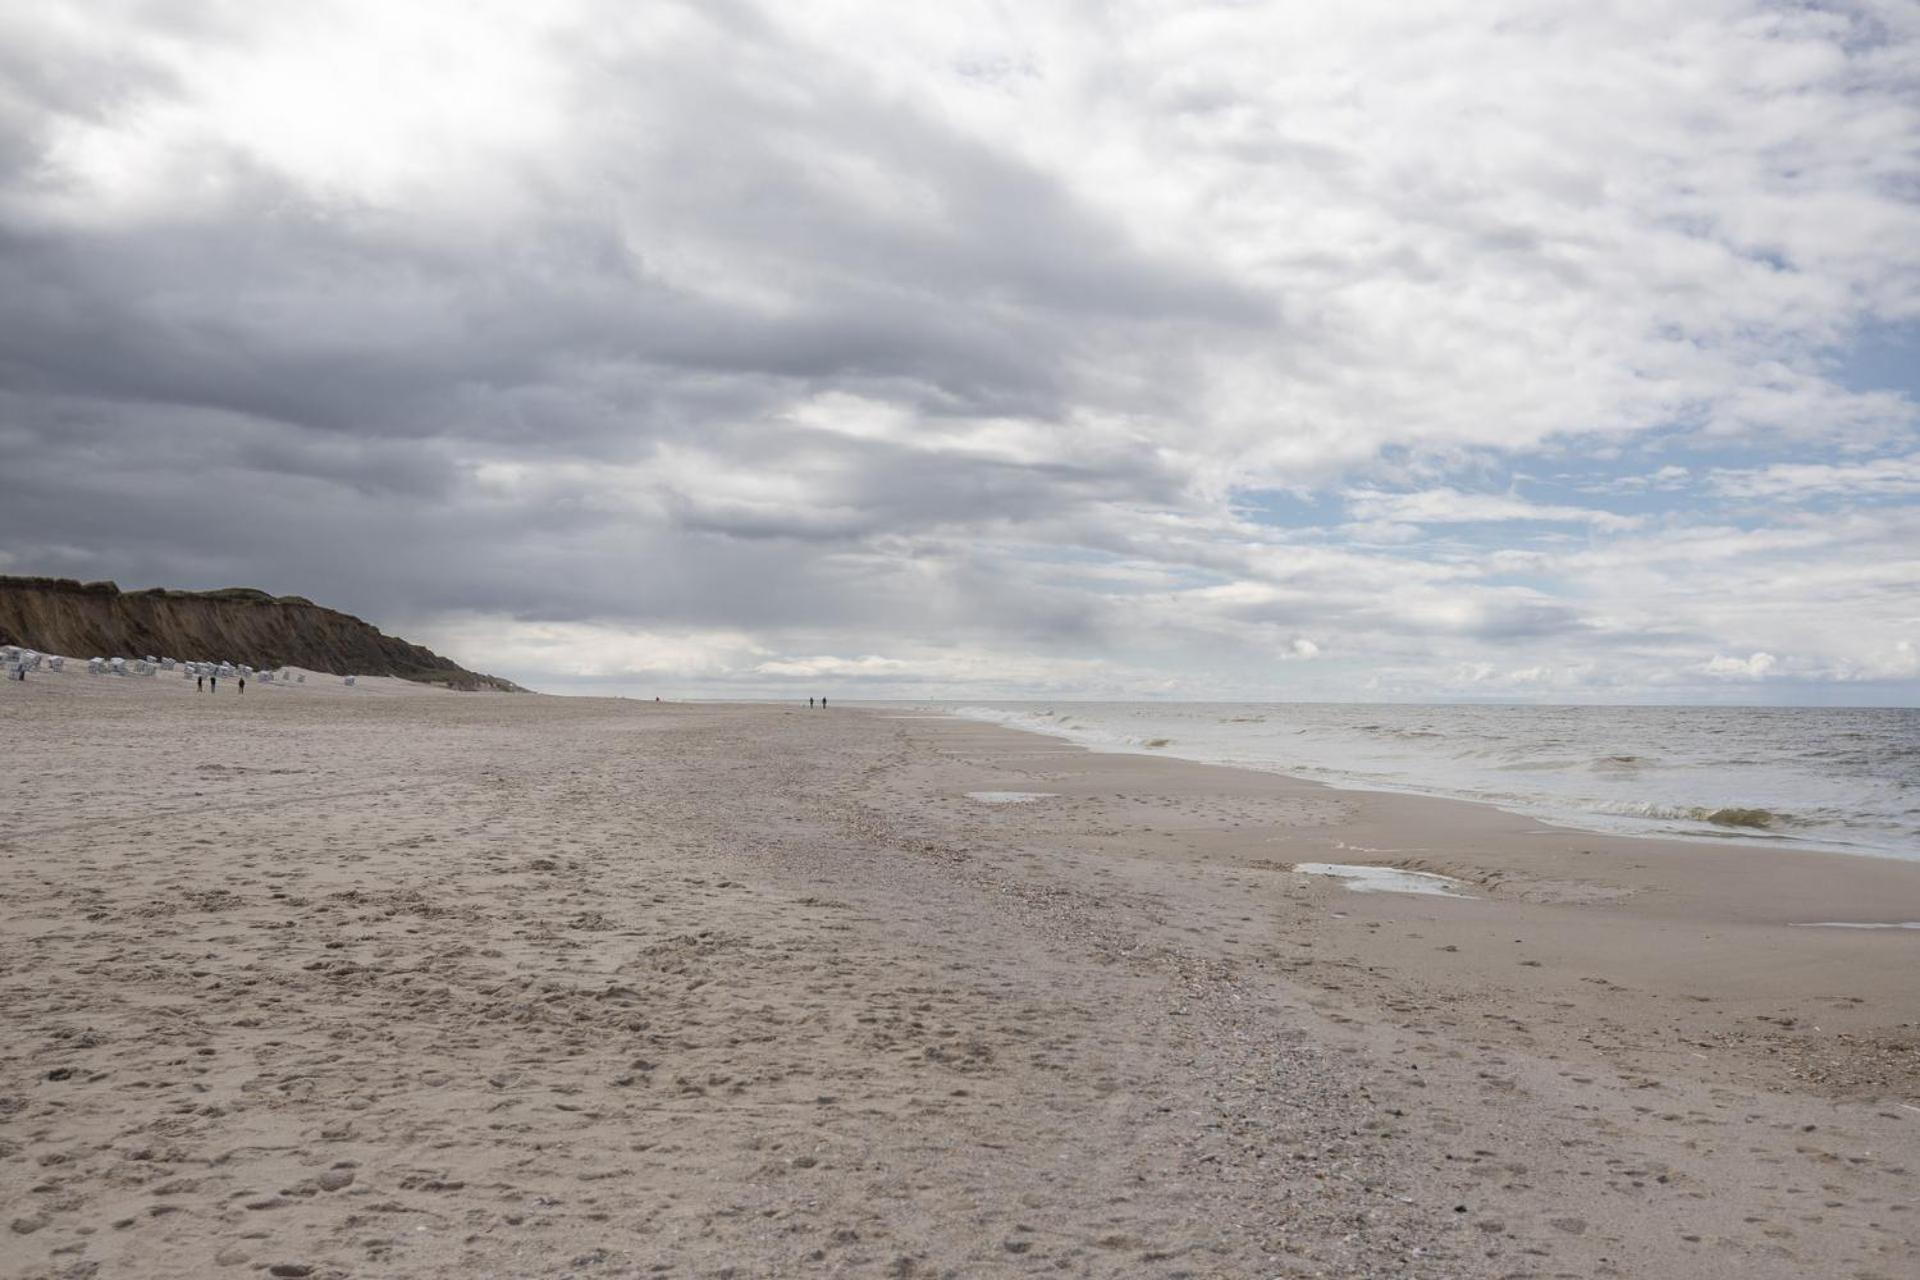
[
  {"xmin": 922, "ymin": 702, "xmax": 1920, "ymax": 861},
  {"xmin": 1292, "ymin": 863, "xmax": 1474, "ymax": 897}
]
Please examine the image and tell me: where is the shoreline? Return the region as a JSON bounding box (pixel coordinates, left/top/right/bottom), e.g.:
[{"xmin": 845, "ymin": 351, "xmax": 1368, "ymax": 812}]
[
  {"xmin": 919, "ymin": 700, "xmax": 1919, "ymax": 864},
  {"xmin": 4, "ymin": 680, "xmax": 1916, "ymax": 1277},
  {"xmin": 906, "ymin": 707, "xmax": 1920, "ymax": 937}
]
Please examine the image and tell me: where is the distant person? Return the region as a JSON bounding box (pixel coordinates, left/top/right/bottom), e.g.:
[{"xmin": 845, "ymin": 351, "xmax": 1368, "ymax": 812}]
[
  {"xmin": 821, "ymin": 696, "xmax": 827, "ymax": 708},
  {"xmin": 238, "ymin": 676, "xmax": 246, "ymax": 694},
  {"xmin": 209, "ymin": 674, "xmax": 217, "ymax": 692},
  {"xmin": 809, "ymin": 696, "xmax": 815, "ymax": 708},
  {"xmin": 197, "ymin": 674, "xmax": 204, "ymax": 692}
]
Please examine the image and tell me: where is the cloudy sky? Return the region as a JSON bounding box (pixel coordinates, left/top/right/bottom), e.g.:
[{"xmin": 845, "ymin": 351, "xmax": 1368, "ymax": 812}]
[{"xmin": 2, "ymin": 1, "xmax": 1917, "ymax": 702}]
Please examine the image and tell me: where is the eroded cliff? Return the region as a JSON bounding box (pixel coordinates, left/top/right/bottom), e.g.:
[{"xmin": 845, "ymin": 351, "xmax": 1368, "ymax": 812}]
[{"xmin": 0, "ymin": 577, "xmax": 519, "ymax": 691}]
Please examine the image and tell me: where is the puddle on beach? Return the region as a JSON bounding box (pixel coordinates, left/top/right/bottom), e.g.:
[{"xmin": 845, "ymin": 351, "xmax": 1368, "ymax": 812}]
[
  {"xmin": 1293, "ymin": 862, "xmax": 1474, "ymax": 898},
  {"xmin": 1789, "ymin": 921, "xmax": 1920, "ymax": 931},
  {"xmin": 965, "ymin": 791, "xmax": 1059, "ymax": 804}
]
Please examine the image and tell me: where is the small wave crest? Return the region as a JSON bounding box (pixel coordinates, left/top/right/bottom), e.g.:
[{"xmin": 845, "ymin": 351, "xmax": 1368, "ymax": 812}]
[
  {"xmin": 1591, "ymin": 800, "xmax": 1795, "ymax": 831},
  {"xmin": 1355, "ymin": 724, "xmax": 1446, "ymax": 739}
]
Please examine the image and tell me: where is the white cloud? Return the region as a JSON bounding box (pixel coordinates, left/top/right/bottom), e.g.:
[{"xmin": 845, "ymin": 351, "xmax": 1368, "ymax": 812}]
[
  {"xmin": 410, "ymin": 616, "xmax": 772, "ymax": 681},
  {"xmin": 1704, "ymin": 651, "xmax": 1778, "ymax": 679},
  {"xmin": 1344, "ymin": 488, "xmax": 1644, "ymax": 530},
  {"xmin": 1868, "ymin": 639, "xmax": 1919, "ymax": 680},
  {"xmin": 1708, "ymin": 454, "xmax": 1920, "ymax": 501},
  {"xmin": 1, "ymin": 2, "xmax": 1916, "ymax": 702}
]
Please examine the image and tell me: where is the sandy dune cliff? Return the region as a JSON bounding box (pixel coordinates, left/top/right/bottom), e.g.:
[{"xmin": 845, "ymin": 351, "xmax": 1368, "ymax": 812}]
[{"xmin": 0, "ymin": 576, "xmax": 518, "ymax": 690}]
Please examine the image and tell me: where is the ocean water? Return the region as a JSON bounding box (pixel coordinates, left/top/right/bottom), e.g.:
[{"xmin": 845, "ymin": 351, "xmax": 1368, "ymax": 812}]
[{"xmin": 926, "ymin": 702, "xmax": 1920, "ymax": 861}]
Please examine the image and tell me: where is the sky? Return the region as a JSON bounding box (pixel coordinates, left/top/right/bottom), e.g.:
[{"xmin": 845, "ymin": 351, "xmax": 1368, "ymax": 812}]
[{"xmin": 1, "ymin": 1, "xmax": 1917, "ymax": 703}]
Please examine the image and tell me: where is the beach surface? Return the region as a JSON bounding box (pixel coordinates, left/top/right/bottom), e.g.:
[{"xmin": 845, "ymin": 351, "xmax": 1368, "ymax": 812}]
[{"xmin": 3, "ymin": 677, "xmax": 1917, "ymax": 1278}]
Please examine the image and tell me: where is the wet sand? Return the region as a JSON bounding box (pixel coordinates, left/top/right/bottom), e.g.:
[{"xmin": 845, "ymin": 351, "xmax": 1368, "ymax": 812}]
[{"xmin": 2, "ymin": 675, "xmax": 1916, "ymax": 1278}]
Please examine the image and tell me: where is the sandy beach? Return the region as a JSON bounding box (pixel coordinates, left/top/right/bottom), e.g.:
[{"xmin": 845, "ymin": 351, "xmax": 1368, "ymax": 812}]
[{"xmin": 3, "ymin": 675, "xmax": 1916, "ymax": 1279}]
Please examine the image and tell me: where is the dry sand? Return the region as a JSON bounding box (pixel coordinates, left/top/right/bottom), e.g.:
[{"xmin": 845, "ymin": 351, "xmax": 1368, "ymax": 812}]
[{"xmin": 2, "ymin": 674, "xmax": 1916, "ymax": 1278}]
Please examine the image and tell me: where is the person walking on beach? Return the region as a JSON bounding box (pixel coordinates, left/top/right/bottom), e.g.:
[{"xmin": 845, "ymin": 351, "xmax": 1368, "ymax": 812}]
[
  {"xmin": 209, "ymin": 674, "xmax": 217, "ymax": 692},
  {"xmin": 809, "ymin": 696, "xmax": 815, "ymax": 708},
  {"xmin": 238, "ymin": 675, "xmax": 246, "ymax": 694},
  {"xmin": 196, "ymin": 673, "xmax": 204, "ymax": 692}
]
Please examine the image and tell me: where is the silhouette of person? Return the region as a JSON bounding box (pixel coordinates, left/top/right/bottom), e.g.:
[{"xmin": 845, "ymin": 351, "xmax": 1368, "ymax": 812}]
[
  {"xmin": 809, "ymin": 696, "xmax": 815, "ymax": 708},
  {"xmin": 238, "ymin": 676, "xmax": 246, "ymax": 694},
  {"xmin": 197, "ymin": 674, "xmax": 204, "ymax": 692},
  {"xmin": 209, "ymin": 675, "xmax": 217, "ymax": 692},
  {"xmin": 821, "ymin": 696, "xmax": 827, "ymax": 708}
]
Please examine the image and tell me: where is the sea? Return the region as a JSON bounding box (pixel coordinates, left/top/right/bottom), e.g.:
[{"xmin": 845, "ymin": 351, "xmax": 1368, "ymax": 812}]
[{"xmin": 921, "ymin": 702, "xmax": 1920, "ymax": 862}]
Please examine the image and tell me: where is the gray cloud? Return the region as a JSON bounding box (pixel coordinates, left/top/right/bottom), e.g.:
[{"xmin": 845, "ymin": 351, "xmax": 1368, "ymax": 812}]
[{"xmin": 1, "ymin": 2, "xmax": 1917, "ymax": 700}]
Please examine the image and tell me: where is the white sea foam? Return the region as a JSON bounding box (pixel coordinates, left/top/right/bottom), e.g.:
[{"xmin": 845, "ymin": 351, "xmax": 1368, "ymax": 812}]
[
  {"xmin": 965, "ymin": 791, "xmax": 1058, "ymax": 804},
  {"xmin": 1293, "ymin": 863, "xmax": 1474, "ymax": 897}
]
